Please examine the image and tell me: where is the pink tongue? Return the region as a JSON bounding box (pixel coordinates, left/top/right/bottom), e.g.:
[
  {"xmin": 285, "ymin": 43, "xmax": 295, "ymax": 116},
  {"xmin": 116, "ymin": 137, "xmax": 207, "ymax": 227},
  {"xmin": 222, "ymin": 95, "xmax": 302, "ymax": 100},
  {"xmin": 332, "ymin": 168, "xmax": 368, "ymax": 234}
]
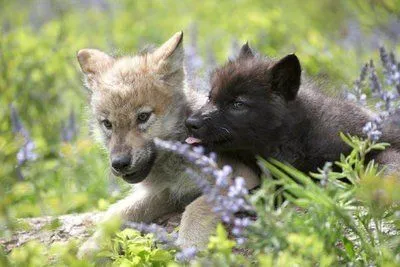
[{"xmin": 185, "ymin": 137, "xmax": 202, "ymax": 144}]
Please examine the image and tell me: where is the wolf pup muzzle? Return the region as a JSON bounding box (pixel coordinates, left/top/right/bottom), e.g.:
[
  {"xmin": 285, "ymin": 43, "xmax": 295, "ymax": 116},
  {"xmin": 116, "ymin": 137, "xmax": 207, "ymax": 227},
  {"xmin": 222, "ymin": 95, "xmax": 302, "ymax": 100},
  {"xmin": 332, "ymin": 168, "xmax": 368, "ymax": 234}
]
[
  {"xmin": 111, "ymin": 150, "xmax": 156, "ymax": 184},
  {"xmin": 185, "ymin": 113, "xmax": 206, "ymax": 145},
  {"xmin": 186, "ymin": 109, "xmax": 233, "ymax": 148}
]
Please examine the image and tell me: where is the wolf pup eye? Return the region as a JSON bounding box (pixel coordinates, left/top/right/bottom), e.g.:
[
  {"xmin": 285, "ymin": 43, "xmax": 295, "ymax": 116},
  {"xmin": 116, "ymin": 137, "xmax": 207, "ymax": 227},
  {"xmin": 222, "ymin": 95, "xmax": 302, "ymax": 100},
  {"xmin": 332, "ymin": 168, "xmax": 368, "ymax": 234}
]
[
  {"xmin": 137, "ymin": 112, "xmax": 151, "ymax": 123},
  {"xmin": 232, "ymin": 101, "xmax": 245, "ymax": 110},
  {"xmin": 102, "ymin": 119, "xmax": 112, "ymax": 130}
]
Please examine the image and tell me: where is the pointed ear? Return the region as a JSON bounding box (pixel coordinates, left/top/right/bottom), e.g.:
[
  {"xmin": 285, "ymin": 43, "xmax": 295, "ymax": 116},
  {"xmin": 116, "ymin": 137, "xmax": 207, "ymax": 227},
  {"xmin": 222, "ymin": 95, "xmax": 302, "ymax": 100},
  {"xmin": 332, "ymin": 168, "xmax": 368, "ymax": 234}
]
[
  {"xmin": 153, "ymin": 31, "xmax": 184, "ymax": 72},
  {"xmin": 270, "ymin": 54, "xmax": 301, "ymax": 101},
  {"xmin": 77, "ymin": 49, "xmax": 114, "ymax": 76},
  {"xmin": 238, "ymin": 42, "xmax": 255, "ymax": 59}
]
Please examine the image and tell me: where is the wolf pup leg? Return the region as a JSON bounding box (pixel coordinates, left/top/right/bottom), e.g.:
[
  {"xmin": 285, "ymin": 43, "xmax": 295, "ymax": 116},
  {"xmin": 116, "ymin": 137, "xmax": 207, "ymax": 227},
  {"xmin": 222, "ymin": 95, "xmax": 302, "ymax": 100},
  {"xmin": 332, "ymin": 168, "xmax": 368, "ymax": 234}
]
[
  {"xmin": 177, "ymin": 195, "xmax": 218, "ymax": 249},
  {"xmin": 177, "ymin": 159, "xmax": 259, "ymax": 249}
]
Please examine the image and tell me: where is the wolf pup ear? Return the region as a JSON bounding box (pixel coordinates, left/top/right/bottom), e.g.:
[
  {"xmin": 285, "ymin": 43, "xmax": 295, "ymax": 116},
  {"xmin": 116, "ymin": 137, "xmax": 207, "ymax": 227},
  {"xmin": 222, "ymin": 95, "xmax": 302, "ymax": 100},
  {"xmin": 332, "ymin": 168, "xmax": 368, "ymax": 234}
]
[
  {"xmin": 77, "ymin": 49, "xmax": 114, "ymax": 76},
  {"xmin": 238, "ymin": 42, "xmax": 255, "ymax": 59},
  {"xmin": 269, "ymin": 54, "xmax": 301, "ymax": 101},
  {"xmin": 153, "ymin": 31, "xmax": 184, "ymax": 73}
]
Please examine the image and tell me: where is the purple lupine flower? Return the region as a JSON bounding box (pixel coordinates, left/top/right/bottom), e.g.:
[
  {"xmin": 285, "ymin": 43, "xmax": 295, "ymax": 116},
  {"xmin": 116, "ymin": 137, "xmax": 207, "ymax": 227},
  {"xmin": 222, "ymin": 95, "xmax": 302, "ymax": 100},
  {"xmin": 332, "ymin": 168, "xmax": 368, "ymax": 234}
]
[
  {"xmin": 123, "ymin": 222, "xmax": 178, "ymax": 247},
  {"xmin": 369, "ymin": 60, "xmax": 383, "ymax": 96},
  {"xmin": 185, "ymin": 168, "xmax": 213, "ymax": 195},
  {"xmin": 10, "ymin": 104, "xmax": 38, "ymax": 166},
  {"xmin": 231, "ymin": 217, "xmax": 251, "ymax": 245},
  {"xmin": 185, "ymin": 24, "xmax": 203, "ymax": 73},
  {"xmin": 185, "ymin": 23, "xmax": 207, "ymax": 93},
  {"xmin": 205, "ymin": 42, "xmax": 217, "ymax": 70},
  {"xmin": 346, "ymin": 63, "xmax": 368, "ymax": 105},
  {"xmin": 124, "ymin": 221, "xmax": 198, "ymax": 262},
  {"xmin": 347, "ymin": 48, "xmax": 400, "ymax": 141},
  {"xmin": 362, "ymin": 120, "xmax": 383, "ymax": 141},
  {"xmin": 61, "ymin": 110, "xmax": 78, "ymax": 142},
  {"xmin": 154, "ymin": 138, "xmax": 253, "ymax": 246},
  {"xmin": 320, "ymin": 162, "xmax": 333, "ymax": 187},
  {"xmin": 175, "ymin": 247, "xmax": 198, "ymax": 262},
  {"xmin": 380, "ymin": 47, "xmax": 400, "ymax": 88},
  {"xmin": 347, "ymin": 64, "xmax": 368, "ymax": 106}
]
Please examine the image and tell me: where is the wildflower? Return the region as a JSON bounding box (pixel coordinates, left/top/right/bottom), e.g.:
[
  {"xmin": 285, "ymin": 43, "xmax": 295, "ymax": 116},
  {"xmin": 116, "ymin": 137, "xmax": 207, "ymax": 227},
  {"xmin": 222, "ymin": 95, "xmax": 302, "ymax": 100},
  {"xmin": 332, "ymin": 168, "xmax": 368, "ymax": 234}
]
[
  {"xmin": 185, "ymin": 23, "xmax": 208, "ymax": 93},
  {"xmin": 348, "ymin": 47, "xmax": 400, "ymax": 142},
  {"xmin": 123, "ymin": 222, "xmax": 178, "ymax": 247},
  {"xmin": 205, "ymin": 42, "xmax": 217, "ymax": 69},
  {"xmin": 346, "ymin": 63, "xmax": 368, "ymax": 105},
  {"xmin": 154, "ymin": 138, "xmax": 253, "ymax": 245},
  {"xmin": 175, "ymin": 247, "xmax": 197, "ymax": 262},
  {"xmin": 380, "ymin": 47, "xmax": 400, "ymax": 87},
  {"xmin": 124, "ymin": 221, "xmax": 198, "ymax": 263},
  {"xmin": 185, "ymin": 24, "xmax": 203, "ymax": 73},
  {"xmin": 61, "ymin": 110, "xmax": 78, "ymax": 142},
  {"xmin": 362, "ymin": 120, "xmax": 382, "ymax": 142},
  {"xmin": 320, "ymin": 162, "xmax": 333, "ymax": 187},
  {"xmin": 10, "ymin": 104, "xmax": 38, "ymax": 167},
  {"xmin": 369, "ymin": 60, "xmax": 383, "ymax": 96}
]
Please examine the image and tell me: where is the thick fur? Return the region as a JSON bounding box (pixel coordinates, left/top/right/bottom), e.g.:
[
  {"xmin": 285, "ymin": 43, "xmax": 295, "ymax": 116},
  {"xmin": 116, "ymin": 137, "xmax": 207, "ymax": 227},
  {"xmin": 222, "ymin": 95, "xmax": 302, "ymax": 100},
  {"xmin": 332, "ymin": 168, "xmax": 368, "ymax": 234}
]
[
  {"xmin": 76, "ymin": 33, "xmax": 259, "ymax": 258},
  {"xmin": 186, "ymin": 43, "xmax": 400, "ymax": 175}
]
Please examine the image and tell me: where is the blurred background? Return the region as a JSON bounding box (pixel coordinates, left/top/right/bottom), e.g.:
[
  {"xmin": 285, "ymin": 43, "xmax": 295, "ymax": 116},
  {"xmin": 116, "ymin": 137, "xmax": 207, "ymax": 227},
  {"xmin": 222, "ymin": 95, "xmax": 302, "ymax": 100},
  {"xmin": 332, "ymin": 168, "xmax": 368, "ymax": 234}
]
[{"xmin": 1, "ymin": 0, "xmax": 400, "ymax": 225}]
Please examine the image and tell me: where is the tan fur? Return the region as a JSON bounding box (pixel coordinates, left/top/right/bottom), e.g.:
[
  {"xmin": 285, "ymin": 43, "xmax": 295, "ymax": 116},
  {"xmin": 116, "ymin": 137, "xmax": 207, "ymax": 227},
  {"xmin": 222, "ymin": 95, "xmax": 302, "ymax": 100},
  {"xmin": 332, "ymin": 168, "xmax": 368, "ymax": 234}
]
[
  {"xmin": 76, "ymin": 32, "xmax": 259, "ymax": 258},
  {"xmin": 177, "ymin": 195, "xmax": 218, "ymax": 247},
  {"xmin": 178, "ymin": 159, "xmax": 260, "ymax": 248}
]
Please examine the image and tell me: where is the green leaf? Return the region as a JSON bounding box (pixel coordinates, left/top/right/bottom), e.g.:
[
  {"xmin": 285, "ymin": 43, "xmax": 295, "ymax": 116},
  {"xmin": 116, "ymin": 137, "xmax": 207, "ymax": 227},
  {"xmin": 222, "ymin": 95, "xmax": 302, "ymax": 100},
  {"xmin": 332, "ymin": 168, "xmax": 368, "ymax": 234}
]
[
  {"xmin": 150, "ymin": 249, "xmax": 173, "ymax": 262},
  {"xmin": 343, "ymin": 237, "xmax": 356, "ymax": 259}
]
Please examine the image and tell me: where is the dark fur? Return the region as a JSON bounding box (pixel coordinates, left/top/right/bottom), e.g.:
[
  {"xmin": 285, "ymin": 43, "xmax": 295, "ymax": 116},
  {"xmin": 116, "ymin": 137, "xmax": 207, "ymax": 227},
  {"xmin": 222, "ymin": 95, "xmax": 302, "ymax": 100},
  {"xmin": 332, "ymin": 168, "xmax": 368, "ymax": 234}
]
[{"xmin": 186, "ymin": 44, "xmax": 400, "ymax": 174}]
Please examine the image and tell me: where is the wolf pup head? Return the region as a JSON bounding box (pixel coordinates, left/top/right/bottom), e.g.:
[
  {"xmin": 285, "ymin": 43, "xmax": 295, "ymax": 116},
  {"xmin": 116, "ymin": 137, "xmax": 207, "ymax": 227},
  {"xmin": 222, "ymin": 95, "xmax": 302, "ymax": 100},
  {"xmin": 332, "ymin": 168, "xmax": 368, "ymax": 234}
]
[
  {"xmin": 185, "ymin": 43, "xmax": 301, "ymax": 152},
  {"xmin": 77, "ymin": 32, "xmax": 187, "ymax": 184}
]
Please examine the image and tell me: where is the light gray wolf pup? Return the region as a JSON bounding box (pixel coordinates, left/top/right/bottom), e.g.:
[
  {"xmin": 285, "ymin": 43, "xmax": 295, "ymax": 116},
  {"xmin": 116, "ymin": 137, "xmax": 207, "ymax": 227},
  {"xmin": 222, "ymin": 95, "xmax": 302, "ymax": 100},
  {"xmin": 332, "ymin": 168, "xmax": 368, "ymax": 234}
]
[{"xmin": 76, "ymin": 32, "xmax": 259, "ymax": 258}]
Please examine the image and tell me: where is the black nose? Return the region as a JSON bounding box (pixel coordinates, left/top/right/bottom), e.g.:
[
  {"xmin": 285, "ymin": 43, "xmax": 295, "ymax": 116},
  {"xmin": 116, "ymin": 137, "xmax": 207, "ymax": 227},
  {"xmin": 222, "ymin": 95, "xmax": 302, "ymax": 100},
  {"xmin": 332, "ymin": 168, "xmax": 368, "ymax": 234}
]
[
  {"xmin": 185, "ymin": 116, "xmax": 204, "ymax": 131},
  {"xmin": 112, "ymin": 155, "xmax": 131, "ymax": 172}
]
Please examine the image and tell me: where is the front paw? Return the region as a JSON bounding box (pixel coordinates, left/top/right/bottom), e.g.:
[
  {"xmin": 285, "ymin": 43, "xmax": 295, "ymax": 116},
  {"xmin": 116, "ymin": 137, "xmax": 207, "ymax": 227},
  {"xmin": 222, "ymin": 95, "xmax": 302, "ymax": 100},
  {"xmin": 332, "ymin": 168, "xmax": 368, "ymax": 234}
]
[{"xmin": 77, "ymin": 237, "xmax": 101, "ymax": 259}]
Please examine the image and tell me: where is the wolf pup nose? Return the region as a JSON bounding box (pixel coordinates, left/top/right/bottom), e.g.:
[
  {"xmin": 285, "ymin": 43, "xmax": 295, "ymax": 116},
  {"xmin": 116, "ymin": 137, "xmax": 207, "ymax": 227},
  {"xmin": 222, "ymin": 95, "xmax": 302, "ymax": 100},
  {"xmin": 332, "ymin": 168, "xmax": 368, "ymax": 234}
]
[
  {"xmin": 185, "ymin": 115, "xmax": 204, "ymax": 145},
  {"xmin": 185, "ymin": 115, "xmax": 204, "ymax": 130},
  {"xmin": 111, "ymin": 154, "xmax": 131, "ymax": 172}
]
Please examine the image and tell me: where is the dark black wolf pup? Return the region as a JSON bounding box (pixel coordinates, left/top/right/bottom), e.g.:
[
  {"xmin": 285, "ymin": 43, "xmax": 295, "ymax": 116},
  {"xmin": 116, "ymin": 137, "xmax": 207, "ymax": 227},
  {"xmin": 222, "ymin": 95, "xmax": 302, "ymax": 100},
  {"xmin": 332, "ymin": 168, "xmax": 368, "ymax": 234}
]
[{"xmin": 185, "ymin": 43, "xmax": 400, "ymax": 174}]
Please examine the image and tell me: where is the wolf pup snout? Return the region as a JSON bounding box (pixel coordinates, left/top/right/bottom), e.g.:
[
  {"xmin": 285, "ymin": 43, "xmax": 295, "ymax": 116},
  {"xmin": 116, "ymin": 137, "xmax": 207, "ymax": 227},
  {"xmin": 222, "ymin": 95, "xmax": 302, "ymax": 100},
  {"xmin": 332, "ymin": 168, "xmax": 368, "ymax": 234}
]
[
  {"xmin": 111, "ymin": 154, "xmax": 131, "ymax": 172},
  {"xmin": 185, "ymin": 113, "xmax": 207, "ymax": 145},
  {"xmin": 110, "ymin": 146, "xmax": 156, "ymax": 184},
  {"xmin": 185, "ymin": 114, "xmax": 204, "ymax": 131}
]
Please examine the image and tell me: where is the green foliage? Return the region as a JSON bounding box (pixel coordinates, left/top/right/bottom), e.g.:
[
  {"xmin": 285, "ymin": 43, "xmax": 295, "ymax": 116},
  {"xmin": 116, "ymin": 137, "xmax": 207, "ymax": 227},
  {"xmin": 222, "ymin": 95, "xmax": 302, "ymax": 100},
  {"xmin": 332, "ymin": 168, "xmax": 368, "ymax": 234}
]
[
  {"xmin": 250, "ymin": 134, "xmax": 400, "ymax": 266},
  {"xmin": 106, "ymin": 229, "xmax": 175, "ymax": 266},
  {"xmin": 5, "ymin": 239, "xmax": 92, "ymax": 267},
  {"xmin": 193, "ymin": 224, "xmax": 247, "ymax": 266},
  {"xmin": 3, "ymin": 134, "xmax": 399, "ymax": 266}
]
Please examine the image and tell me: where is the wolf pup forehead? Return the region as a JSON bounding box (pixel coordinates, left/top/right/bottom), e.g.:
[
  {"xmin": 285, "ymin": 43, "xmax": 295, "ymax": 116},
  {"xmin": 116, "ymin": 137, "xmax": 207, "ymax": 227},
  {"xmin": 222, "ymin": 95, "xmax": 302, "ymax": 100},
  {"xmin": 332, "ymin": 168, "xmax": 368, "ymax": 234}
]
[
  {"xmin": 210, "ymin": 43, "xmax": 301, "ymax": 102},
  {"xmin": 77, "ymin": 32, "xmax": 187, "ymax": 184},
  {"xmin": 186, "ymin": 43, "xmax": 302, "ymax": 152}
]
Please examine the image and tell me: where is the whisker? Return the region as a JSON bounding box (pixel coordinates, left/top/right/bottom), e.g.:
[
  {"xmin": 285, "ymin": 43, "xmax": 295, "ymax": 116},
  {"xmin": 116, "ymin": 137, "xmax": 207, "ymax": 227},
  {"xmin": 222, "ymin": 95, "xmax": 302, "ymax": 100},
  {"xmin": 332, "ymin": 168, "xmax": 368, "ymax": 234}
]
[{"xmin": 219, "ymin": 127, "xmax": 231, "ymax": 135}]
